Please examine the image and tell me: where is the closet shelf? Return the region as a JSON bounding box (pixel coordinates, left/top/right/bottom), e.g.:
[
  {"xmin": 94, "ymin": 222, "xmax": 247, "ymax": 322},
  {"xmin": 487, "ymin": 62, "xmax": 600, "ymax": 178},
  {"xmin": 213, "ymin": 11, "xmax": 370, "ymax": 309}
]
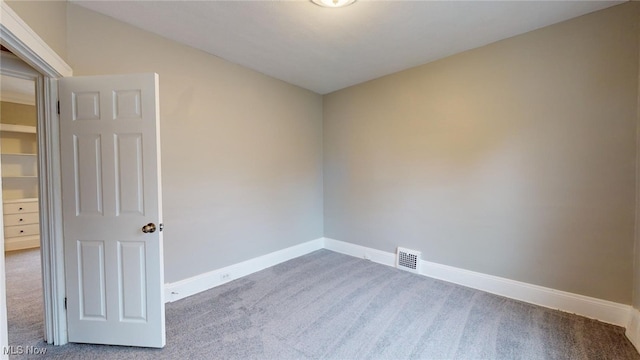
[
  {"xmin": 0, "ymin": 124, "xmax": 36, "ymax": 134},
  {"xmin": 3, "ymin": 198, "xmax": 38, "ymax": 204},
  {"xmin": 1, "ymin": 153, "xmax": 37, "ymax": 157}
]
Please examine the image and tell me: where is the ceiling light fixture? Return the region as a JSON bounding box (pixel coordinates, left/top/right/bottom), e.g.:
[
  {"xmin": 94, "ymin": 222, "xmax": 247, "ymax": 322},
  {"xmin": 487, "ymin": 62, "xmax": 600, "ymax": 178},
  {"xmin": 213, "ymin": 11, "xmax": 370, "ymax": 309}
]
[{"xmin": 311, "ymin": 0, "xmax": 356, "ymax": 8}]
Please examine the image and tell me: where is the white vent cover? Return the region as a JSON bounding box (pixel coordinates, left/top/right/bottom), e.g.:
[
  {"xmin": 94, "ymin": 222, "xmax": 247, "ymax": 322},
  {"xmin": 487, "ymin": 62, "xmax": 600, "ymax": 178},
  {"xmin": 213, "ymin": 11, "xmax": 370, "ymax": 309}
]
[{"xmin": 396, "ymin": 247, "xmax": 421, "ymax": 274}]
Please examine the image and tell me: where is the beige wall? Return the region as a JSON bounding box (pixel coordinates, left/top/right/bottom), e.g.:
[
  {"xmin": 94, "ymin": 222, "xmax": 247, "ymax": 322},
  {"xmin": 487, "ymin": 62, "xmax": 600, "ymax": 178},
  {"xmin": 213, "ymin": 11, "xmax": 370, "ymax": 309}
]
[
  {"xmin": 5, "ymin": 0, "xmax": 640, "ymax": 304},
  {"xmin": 324, "ymin": 3, "xmax": 639, "ymax": 304},
  {"xmin": 65, "ymin": 4, "xmax": 324, "ymax": 283},
  {"xmin": 5, "ymin": 0, "xmax": 67, "ymax": 60}
]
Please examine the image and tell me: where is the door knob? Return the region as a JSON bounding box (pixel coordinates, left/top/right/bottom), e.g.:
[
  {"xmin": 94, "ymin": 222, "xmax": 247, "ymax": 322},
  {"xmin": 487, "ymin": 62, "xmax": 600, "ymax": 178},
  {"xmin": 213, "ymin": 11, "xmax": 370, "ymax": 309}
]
[{"xmin": 142, "ymin": 223, "xmax": 156, "ymax": 233}]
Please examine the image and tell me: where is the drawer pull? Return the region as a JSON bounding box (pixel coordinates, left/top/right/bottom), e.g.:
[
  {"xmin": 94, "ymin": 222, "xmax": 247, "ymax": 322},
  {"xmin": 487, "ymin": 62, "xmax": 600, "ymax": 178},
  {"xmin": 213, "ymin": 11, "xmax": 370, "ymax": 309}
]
[
  {"xmin": 18, "ymin": 207, "xmax": 23, "ymax": 211},
  {"xmin": 19, "ymin": 230, "xmax": 24, "ymax": 234},
  {"xmin": 19, "ymin": 219, "xmax": 23, "ymax": 222}
]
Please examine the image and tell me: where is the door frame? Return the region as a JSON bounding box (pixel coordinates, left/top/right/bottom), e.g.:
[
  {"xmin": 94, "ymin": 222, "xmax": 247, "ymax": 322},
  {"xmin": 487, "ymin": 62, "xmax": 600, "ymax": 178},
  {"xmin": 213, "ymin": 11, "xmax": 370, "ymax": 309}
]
[{"xmin": 0, "ymin": 0, "xmax": 73, "ymax": 350}]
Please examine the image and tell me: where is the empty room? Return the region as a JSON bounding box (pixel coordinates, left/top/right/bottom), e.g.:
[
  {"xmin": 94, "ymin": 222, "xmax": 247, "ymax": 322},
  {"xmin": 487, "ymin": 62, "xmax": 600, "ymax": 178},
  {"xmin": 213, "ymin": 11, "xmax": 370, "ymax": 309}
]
[{"xmin": 1, "ymin": 0, "xmax": 640, "ymax": 359}]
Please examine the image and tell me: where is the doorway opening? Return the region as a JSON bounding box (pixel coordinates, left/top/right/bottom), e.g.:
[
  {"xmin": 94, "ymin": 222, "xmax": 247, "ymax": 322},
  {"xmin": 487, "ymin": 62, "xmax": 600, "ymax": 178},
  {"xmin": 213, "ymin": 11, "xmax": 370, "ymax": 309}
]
[{"xmin": 0, "ymin": 51, "xmax": 46, "ymax": 349}]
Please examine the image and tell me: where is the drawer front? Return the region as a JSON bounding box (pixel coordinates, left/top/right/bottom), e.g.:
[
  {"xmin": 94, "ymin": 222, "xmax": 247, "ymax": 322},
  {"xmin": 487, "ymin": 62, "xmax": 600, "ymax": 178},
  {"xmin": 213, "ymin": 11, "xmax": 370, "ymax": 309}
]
[
  {"xmin": 4, "ymin": 201, "xmax": 39, "ymax": 215},
  {"xmin": 4, "ymin": 224, "xmax": 40, "ymax": 238},
  {"xmin": 4, "ymin": 212, "xmax": 39, "ymax": 226}
]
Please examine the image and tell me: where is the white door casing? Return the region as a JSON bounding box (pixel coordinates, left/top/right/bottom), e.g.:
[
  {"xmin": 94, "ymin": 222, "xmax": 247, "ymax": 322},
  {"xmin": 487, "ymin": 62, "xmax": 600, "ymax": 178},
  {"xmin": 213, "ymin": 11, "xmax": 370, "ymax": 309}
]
[
  {"xmin": 1, "ymin": 0, "xmax": 73, "ymax": 347},
  {"xmin": 59, "ymin": 73, "xmax": 165, "ymax": 348}
]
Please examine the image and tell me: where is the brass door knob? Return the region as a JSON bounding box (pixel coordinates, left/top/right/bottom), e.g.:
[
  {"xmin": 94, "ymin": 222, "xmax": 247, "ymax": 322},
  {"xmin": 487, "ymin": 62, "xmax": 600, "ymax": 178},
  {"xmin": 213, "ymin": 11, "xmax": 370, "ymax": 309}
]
[{"xmin": 142, "ymin": 223, "xmax": 156, "ymax": 233}]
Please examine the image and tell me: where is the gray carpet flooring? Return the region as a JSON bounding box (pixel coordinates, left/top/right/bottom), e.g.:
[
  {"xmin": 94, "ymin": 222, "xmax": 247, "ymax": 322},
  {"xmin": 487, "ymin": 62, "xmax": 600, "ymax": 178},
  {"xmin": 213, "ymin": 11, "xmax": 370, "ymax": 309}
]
[
  {"xmin": 5, "ymin": 248, "xmax": 640, "ymax": 359},
  {"xmin": 6, "ymin": 248, "xmax": 44, "ymax": 351}
]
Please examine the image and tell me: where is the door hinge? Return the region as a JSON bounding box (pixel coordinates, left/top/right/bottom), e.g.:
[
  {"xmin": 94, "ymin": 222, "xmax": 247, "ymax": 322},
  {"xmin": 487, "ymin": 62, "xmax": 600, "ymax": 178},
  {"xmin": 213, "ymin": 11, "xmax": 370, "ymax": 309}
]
[
  {"xmin": 64, "ymin": 297, "xmax": 67, "ymax": 310},
  {"xmin": 57, "ymin": 101, "xmax": 60, "ymax": 115}
]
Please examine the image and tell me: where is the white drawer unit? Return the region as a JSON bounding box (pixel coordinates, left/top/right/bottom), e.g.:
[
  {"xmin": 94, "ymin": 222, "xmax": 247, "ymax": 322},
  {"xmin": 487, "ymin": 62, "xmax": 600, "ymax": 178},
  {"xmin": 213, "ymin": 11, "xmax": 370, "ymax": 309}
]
[{"xmin": 3, "ymin": 198, "xmax": 40, "ymax": 251}]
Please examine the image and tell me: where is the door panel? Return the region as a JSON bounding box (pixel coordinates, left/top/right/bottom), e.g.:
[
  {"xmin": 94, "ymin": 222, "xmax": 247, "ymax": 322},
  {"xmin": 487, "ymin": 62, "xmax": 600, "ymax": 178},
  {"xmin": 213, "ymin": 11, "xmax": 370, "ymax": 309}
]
[
  {"xmin": 118, "ymin": 241, "xmax": 146, "ymax": 321},
  {"xmin": 78, "ymin": 240, "xmax": 106, "ymax": 320},
  {"xmin": 114, "ymin": 133, "xmax": 144, "ymax": 216},
  {"xmin": 73, "ymin": 134, "xmax": 103, "ymax": 216},
  {"xmin": 59, "ymin": 73, "xmax": 164, "ymax": 348},
  {"xmin": 72, "ymin": 91, "xmax": 101, "ymax": 121}
]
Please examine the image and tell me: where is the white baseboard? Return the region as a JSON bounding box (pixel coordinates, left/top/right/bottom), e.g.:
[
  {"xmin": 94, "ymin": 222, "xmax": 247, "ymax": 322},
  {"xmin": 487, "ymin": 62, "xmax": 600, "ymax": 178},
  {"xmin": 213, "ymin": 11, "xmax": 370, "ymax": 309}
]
[
  {"xmin": 164, "ymin": 238, "xmax": 324, "ymax": 302},
  {"xmin": 324, "ymin": 238, "xmax": 631, "ymax": 327},
  {"xmin": 324, "ymin": 238, "xmax": 395, "ymax": 266},
  {"xmin": 627, "ymin": 308, "xmax": 640, "ymax": 352},
  {"xmin": 164, "ymin": 236, "xmax": 631, "ymax": 329}
]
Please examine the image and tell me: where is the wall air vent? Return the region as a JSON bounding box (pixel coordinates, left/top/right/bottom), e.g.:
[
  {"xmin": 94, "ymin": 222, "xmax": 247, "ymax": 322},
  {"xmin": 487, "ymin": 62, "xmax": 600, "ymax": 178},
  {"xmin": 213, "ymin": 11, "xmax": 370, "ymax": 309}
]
[{"xmin": 396, "ymin": 247, "xmax": 421, "ymax": 274}]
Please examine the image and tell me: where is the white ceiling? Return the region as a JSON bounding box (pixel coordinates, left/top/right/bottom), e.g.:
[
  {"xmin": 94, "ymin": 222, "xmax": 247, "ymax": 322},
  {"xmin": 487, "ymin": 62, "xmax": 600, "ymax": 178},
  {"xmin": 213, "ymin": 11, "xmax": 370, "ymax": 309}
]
[{"xmin": 72, "ymin": 0, "xmax": 624, "ymax": 94}]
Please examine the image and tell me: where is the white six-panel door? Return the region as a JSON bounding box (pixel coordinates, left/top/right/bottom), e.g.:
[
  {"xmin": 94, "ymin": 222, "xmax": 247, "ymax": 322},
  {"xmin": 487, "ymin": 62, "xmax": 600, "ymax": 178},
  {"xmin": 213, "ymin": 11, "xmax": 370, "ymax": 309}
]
[{"xmin": 58, "ymin": 73, "xmax": 165, "ymax": 348}]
